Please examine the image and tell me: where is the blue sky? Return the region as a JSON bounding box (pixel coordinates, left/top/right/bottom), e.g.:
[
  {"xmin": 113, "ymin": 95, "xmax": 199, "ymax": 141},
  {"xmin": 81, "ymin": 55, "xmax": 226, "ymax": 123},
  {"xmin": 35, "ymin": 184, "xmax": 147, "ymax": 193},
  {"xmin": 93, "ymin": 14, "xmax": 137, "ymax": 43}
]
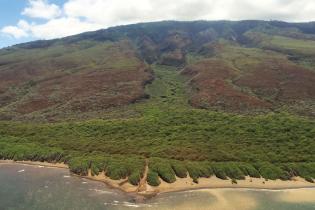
[
  {"xmin": 0, "ymin": 0, "xmax": 29, "ymax": 48},
  {"xmin": 0, "ymin": 0, "xmax": 65, "ymax": 48},
  {"xmin": 1, "ymin": 0, "xmax": 315, "ymax": 49}
]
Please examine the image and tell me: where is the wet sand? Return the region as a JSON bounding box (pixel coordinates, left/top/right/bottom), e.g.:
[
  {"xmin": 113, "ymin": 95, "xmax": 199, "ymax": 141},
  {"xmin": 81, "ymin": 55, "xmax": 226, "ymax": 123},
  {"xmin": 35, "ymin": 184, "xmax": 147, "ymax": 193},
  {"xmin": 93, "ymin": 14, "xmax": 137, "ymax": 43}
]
[
  {"xmin": 194, "ymin": 189, "xmax": 257, "ymax": 210},
  {"xmin": 277, "ymin": 188, "xmax": 315, "ymax": 203},
  {"xmin": 145, "ymin": 188, "xmax": 315, "ymax": 210}
]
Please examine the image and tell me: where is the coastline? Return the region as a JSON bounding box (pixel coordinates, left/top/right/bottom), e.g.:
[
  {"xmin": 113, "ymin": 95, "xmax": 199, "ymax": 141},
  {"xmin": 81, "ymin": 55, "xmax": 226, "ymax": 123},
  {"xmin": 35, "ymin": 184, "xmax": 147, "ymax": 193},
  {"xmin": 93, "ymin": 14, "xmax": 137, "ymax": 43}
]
[
  {"xmin": 0, "ymin": 160, "xmax": 68, "ymax": 169},
  {"xmin": 1, "ymin": 160, "xmax": 315, "ymax": 197}
]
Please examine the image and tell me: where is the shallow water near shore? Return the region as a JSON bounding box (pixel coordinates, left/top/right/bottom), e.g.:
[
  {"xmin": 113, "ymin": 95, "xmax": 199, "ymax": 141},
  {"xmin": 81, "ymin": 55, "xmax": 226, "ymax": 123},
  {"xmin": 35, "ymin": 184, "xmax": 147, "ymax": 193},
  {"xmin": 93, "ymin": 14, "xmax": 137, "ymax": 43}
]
[{"xmin": 1, "ymin": 164, "xmax": 315, "ymax": 210}]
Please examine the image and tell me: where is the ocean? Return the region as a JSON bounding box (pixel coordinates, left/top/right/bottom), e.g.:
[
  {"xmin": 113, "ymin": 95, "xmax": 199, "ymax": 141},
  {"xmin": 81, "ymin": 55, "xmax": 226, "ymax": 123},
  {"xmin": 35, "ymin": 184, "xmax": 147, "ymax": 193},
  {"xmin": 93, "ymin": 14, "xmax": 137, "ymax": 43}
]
[{"xmin": 0, "ymin": 163, "xmax": 315, "ymax": 210}]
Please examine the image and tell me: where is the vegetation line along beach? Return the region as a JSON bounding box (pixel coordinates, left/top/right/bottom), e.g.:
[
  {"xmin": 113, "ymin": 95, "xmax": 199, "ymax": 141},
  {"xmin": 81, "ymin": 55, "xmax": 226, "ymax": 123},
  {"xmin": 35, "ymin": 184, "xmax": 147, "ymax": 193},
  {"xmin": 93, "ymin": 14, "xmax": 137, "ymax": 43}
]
[{"xmin": 1, "ymin": 160, "xmax": 315, "ymax": 197}]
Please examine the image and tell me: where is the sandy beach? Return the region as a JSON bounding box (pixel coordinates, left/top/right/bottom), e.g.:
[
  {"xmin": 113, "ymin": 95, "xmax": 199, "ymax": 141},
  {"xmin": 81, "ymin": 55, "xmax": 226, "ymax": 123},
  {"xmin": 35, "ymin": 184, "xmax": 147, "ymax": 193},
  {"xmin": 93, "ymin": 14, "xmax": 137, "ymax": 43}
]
[
  {"xmin": 1, "ymin": 160, "xmax": 315, "ymax": 197},
  {"xmin": 149, "ymin": 176, "xmax": 315, "ymax": 194}
]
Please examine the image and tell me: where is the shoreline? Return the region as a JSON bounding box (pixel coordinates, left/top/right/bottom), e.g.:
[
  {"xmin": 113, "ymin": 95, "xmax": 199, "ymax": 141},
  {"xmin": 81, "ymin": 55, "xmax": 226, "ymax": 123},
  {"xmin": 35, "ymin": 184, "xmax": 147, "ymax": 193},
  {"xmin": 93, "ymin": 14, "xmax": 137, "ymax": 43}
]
[
  {"xmin": 1, "ymin": 160, "xmax": 315, "ymax": 198},
  {"xmin": 0, "ymin": 160, "xmax": 68, "ymax": 169}
]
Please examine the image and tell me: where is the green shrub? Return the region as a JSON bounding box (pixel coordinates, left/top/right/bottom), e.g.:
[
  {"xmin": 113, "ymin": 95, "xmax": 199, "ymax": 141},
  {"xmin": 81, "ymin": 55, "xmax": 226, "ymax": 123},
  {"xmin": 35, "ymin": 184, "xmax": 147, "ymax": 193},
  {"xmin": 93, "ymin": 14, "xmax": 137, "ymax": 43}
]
[
  {"xmin": 186, "ymin": 164, "xmax": 201, "ymax": 183},
  {"xmin": 147, "ymin": 170, "xmax": 161, "ymax": 186},
  {"xmin": 68, "ymin": 157, "xmax": 89, "ymax": 176},
  {"xmin": 282, "ymin": 163, "xmax": 315, "ymax": 179},
  {"xmin": 231, "ymin": 178, "xmax": 237, "ymax": 184},
  {"xmin": 256, "ymin": 162, "xmax": 289, "ymax": 180},
  {"xmin": 186, "ymin": 162, "xmax": 213, "ymax": 183},
  {"xmin": 105, "ymin": 162, "xmax": 129, "ymax": 180},
  {"xmin": 223, "ymin": 163, "xmax": 246, "ymax": 180},
  {"xmin": 128, "ymin": 172, "xmax": 141, "ymax": 186},
  {"xmin": 212, "ymin": 164, "xmax": 227, "ymax": 180},
  {"xmin": 90, "ymin": 164, "xmax": 100, "ymax": 176},
  {"xmin": 171, "ymin": 161, "xmax": 187, "ymax": 178},
  {"xmin": 149, "ymin": 158, "xmax": 176, "ymax": 183},
  {"xmin": 211, "ymin": 163, "xmax": 245, "ymax": 180},
  {"xmin": 90, "ymin": 157, "xmax": 108, "ymax": 176},
  {"xmin": 104, "ymin": 156, "xmax": 145, "ymax": 180},
  {"xmin": 238, "ymin": 163, "xmax": 260, "ymax": 178},
  {"xmin": 305, "ymin": 177, "xmax": 314, "ymax": 183}
]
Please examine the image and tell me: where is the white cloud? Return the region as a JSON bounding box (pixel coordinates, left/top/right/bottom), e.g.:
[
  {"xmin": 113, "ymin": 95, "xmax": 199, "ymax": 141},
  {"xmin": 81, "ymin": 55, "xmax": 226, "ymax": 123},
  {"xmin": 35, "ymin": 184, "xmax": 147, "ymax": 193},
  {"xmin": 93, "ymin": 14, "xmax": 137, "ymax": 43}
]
[
  {"xmin": 30, "ymin": 17, "xmax": 102, "ymax": 39},
  {"xmin": 22, "ymin": 0, "xmax": 61, "ymax": 19},
  {"xmin": 17, "ymin": 20, "xmax": 31, "ymax": 31},
  {"xmin": 1, "ymin": 20, "xmax": 31, "ymax": 39},
  {"xmin": 1, "ymin": 26, "xmax": 28, "ymax": 39},
  {"xmin": 2, "ymin": 0, "xmax": 315, "ymax": 40},
  {"xmin": 63, "ymin": 0, "xmax": 154, "ymax": 25}
]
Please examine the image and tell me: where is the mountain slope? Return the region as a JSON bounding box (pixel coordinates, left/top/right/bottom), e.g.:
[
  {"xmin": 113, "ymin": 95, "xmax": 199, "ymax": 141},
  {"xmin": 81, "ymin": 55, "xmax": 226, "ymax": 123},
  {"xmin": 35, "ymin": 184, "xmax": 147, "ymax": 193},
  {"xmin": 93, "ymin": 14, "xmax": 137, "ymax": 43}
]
[
  {"xmin": 0, "ymin": 39, "xmax": 152, "ymax": 121},
  {"xmin": 1, "ymin": 20, "xmax": 315, "ymax": 121}
]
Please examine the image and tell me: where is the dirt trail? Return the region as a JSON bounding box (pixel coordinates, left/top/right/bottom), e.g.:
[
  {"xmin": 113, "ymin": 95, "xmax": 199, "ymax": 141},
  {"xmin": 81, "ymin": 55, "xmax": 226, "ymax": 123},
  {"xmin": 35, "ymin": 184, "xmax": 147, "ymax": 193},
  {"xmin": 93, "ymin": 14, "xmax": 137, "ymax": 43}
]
[{"xmin": 137, "ymin": 159, "xmax": 149, "ymax": 192}]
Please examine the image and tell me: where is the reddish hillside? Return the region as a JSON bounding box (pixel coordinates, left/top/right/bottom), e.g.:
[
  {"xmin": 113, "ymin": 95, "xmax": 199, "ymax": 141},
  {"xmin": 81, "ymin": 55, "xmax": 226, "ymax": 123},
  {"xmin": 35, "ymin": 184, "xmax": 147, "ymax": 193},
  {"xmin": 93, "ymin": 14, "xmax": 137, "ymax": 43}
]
[
  {"xmin": 0, "ymin": 40, "xmax": 153, "ymax": 121},
  {"xmin": 182, "ymin": 56, "xmax": 315, "ymax": 114},
  {"xmin": 182, "ymin": 59, "xmax": 271, "ymax": 112},
  {"xmin": 1, "ymin": 20, "xmax": 315, "ymax": 118},
  {"xmin": 235, "ymin": 58, "xmax": 315, "ymax": 102}
]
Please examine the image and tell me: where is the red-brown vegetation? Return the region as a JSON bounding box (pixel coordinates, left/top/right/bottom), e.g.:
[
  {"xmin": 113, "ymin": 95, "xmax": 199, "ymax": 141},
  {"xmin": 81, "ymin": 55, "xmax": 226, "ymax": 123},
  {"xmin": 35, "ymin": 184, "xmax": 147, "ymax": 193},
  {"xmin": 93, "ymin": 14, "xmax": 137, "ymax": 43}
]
[
  {"xmin": 235, "ymin": 59, "xmax": 315, "ymax": 102},
  {"xmin": 182, "ymin": 59, "xmax": 270, "ymax": 111},
  {"xmin": 0, "ymin": 40, "xmax": 153, "ymax": 118}
]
